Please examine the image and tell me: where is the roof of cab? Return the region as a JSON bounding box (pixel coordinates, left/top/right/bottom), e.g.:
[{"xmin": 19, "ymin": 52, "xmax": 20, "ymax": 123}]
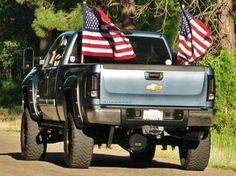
[{"xmin": 60, "ymin": 30, "xmax": 164, "ymax": 38}]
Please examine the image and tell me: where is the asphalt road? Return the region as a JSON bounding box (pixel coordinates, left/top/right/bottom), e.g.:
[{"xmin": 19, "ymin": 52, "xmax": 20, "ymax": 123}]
[{"xmin": 0, "ymin": 131, "xmax": 235, "ymax": 176}]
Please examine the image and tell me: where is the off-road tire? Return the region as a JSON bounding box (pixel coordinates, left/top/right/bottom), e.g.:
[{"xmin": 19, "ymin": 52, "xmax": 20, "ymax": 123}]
[
  {"xmin": 21, "ymin": 108, "xmax": 46, "ymax": 160},
  {"xmin": 64, "ymin": 113, "xmax": 94, "ymax": 168},
  {"xmin": 129, "ymin": 145, "xmax": 156, "ymax": 163},
  {"xmin": 179, "ymin": 130, "xmax": 211, "ymax": 171}
]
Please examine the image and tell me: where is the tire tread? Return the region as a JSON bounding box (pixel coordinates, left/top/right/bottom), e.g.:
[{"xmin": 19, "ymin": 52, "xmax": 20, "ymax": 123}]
[
  {"xmin": 21, "ymin": 109, "xmax": 45, "ymax": 160},
  {"xmin": 179, "ymin": 131, "xmax": 211, "ymax": 171},
  {"xmin": 64, "ymin": 114, "xmax": 94, "ymax": 168}
]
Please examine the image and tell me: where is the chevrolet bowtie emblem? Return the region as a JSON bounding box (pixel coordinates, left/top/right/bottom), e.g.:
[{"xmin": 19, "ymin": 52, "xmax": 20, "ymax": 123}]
[{"xmin": 146, "ymin": 84, "xmax": 162, "ymax": 91}]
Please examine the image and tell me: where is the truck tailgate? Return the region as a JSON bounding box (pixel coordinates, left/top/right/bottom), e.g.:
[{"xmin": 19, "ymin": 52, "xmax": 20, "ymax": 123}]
[{"xmin": 100, "ymin": 64, "xmax": 209, "ymax": 107}]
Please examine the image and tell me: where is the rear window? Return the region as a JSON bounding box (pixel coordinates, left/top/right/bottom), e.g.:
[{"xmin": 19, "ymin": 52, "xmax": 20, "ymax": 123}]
[
  {"xmin": 70, "ymin": 35, "xmax": 171, "ymax": 65},
  {"xmin": 128, "ymin": 36, "xmax": 170, "ymax": 64}
]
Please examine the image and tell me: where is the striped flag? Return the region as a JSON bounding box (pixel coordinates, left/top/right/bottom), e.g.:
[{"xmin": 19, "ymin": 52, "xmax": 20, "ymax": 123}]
[
  {"xmin": 177, "ymin": 9, "xmax": 212, "ymax": 65},
  {"xmin": 82, "ymin": 5, "xmax": 136, "ymax": 60}
]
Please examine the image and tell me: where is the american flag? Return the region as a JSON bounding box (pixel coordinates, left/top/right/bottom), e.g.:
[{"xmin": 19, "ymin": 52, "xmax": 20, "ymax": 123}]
[
  {"xmin": 177, "ymin": 9, "xmax": 212, "ymax": 65},
  {"xmin": 82, "ymin": 5, "xmax": 136, "ymax": 60}
]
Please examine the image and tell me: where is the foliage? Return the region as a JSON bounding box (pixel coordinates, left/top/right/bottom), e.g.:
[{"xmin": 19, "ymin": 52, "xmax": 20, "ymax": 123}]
[
  {"xmin": 200, "ymin": 50, "xmax": 236, "ymax": 134},
  {"xmin": 16, "ymin": 0, "xmax": 83, "ymax": 37},
  {"xmin": 0, "ymin": 80, "xmax": 22, "ymax": 107},
  {"xmin": 0, "ymin": 40, "xmax": 26, "ymax": 108},
  {"xmin": 0, "ymin": 40, "xmax": 26, "ymax": 80},
  {"xmin": 0, "ymin": 0, "xmax": 35, "ymax": 49},
  {"xmin": 32, "ymin": 4, "xmax": 83, "ymax": 37},
  {"xmin": 135, "ymin": 0, "xmax": 181, "ymax": 47}
]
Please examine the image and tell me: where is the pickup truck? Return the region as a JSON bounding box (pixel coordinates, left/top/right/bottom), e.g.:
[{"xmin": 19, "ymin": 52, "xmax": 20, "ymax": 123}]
[{"xmin": 21, "ymin": 30, "xmax": 215, "ymax": 170}]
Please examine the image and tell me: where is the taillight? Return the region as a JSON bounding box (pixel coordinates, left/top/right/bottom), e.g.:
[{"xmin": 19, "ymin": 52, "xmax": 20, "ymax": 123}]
[
  {"xmin": 89, "ymin": 74, "xmax": 99, "ymax": 98},
  {"xmin": 207, "ymin": 76, "xmax": 215, "ymax": 101}
]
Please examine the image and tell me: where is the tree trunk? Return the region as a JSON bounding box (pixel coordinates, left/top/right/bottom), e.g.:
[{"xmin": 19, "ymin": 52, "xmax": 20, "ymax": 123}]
[
  {"xmin": 217, "ymin": 0, "xmax": 235, "ymax": 54},
  {"xmin": 39, "ymin": 30, "xmax": 52, "ymax": 56},
  {"xmin": 121, "ymin": 0, "xmax": 136, "ymax": 30},
  {"xmin": 5, "ymin": 66, "xmax": 12, "ymax": 80}
]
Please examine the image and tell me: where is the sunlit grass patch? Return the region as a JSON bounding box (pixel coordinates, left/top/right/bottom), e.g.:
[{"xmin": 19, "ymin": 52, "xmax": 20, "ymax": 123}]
[
  {"xmin": 0, "ymin": 106, "xmax": 21, "ymax": 121},
  {"xmin": 210, "ymin": 132, "xmax": 236, "ymax": 171},
  {"xmin": 0, "ymin": 118, "xmax": 21, "ymax": 132},
  {"xmin": 0, "ymin": 107, "xmax": 21, "ymax": 132},
  {"xmin": 155, "ymin": 131, "xmax": 236, "ymax": 171}
]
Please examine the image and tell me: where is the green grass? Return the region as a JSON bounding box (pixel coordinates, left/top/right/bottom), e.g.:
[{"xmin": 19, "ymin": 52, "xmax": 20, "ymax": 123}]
[
  {"xmin": 0, "ymin": 107, "xmax": 235, "ymax": 171},
  {"xmin": 210, "ymin": 132, "xmax": 236, "ymax": 171},
  {"xmin": 155, "ymin": 131, "xmax": 236, "ymax": 171},
  {"xmin": 0, "ymin": 106, "xmax": 21, "ymax": 132},
  {"xmin": 0, "ymin": 106, "xmax": 21, "ymax": 121}
]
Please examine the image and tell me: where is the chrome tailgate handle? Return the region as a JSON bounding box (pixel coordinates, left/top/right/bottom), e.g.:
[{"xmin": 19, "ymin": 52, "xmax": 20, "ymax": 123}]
[{"xmin": 145, "ymin": 72, "xmax": 163, "ymax": 80}]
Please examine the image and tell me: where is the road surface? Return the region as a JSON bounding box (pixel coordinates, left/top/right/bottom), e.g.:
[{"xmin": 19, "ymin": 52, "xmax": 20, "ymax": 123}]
[{"xmin": 0, "ymin": 132, "xmax": 235, "ymax": 176}]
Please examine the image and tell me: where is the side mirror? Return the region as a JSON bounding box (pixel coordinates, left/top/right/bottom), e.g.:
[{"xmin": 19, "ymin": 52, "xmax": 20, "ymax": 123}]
[{"xmin": 23, "ymin": 48, "xmax": 34, "ymax": 72}]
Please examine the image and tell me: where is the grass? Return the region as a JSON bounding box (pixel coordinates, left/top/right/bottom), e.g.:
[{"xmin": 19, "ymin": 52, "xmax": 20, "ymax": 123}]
[
  {"xmin": 0, "ymin": 107, "xmax": 235, "ymax": 171},
  {"xmin": 155, "ymin": 131, "xmax": 236, "ymax": 171},
  {"xmin": 0, "ymin": 106, "xmax": 21, "ymax": 132},
  {"xmin": 0, "ymin": 118, "xmax": 21, "ymax": 132},
  {"xmin": 210, "ymin": 132, "xmax": 236, "ymax": 171}
]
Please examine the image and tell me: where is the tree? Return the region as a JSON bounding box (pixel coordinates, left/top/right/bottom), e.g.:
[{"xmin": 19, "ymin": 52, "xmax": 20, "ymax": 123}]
[
  {"xmin": 0, "ymin": 0, "xmax": 34, "ymax": 40},
  {"xmin": 181, "ymin": 0, "xmax": 235, "ymax": 55},
  {"xmin": 0, "ymin": 0, "xmax": 31, "ymax": 80},
  {"xmin": 134, "ymin": 0, "xmax": 180, "ymax": 47},
  {"xmin": 33, "ymin": 4, "xmax": 83, "ymax": 54},
  {"xmin": 16, "ymin": 0, "xmax": 235, "ymax": 56},
  {"xmin": 217, "ymin": 0, "xmax": 235, "ymax": 54},
  {"xmin": 0, "ymin": 40, "xmax": 24, "ymax": 79},
  {"xmin": 121, "ymin": 0, "xmax": 136, "ymax": 29},
  {"xmin": 16, "ymin": 0, "xmax": 83, "ymax": 54}
]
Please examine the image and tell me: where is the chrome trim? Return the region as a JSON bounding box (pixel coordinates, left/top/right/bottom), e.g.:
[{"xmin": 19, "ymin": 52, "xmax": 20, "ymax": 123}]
[
  {"xmin": 31, "ymin": 80, "xmax": 40, "ymax": 116},
  {"xmin": 86, "ymin": 108, "xmax": 121, "ymax": 125},
  {"xmin": 76, "ymin": 87, "xmax": 83, "ymax": 122},
  {"xmin": 86, "ymin": 107, "xmax": 214, "ymax": 126},
  {"xmin": 187, "ymin": 109, "xmax": 215, "ymax": 126}
]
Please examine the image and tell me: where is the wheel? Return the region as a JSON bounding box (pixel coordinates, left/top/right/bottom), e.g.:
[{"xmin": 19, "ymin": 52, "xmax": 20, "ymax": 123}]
[
  {"xmin": 129, "ymin": 145, "xmax": 156, "ymax": 163},
  {"xmin": 64, "ymin": 113, "xmax": 94, "ymax": 168},
  {"xmin": 179, "ymin": 130, "xmax": 211, "ymax": 171},
  {"xmin": 21, "ymin": 108, "xmax": 46, "ymax": 160}
]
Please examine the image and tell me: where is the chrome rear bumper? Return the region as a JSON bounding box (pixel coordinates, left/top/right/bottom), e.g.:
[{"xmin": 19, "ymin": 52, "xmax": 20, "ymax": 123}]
[
  {"xmin": 187, "ymin": 109, "xmax": 215, "ymax": 126},
  {"xmin": 86, "ymin": 107, "xmax": 215, "ymax": 127}
]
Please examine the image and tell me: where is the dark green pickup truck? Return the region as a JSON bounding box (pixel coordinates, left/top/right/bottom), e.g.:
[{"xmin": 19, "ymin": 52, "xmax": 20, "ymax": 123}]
[{"xmin": 21, "ymin": 30, "xmax": 215, "ymax": 170}]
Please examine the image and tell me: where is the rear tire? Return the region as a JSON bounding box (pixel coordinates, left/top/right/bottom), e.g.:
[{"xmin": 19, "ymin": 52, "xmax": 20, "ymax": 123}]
[
  {"xmin": 179, "ymin": 130, "xmax": 211, "ymax": 171},
  {"xmin": 20, "ymin": 108, "xmax": 46, "ymax": 160},
  {"xmin": 64, "ymin": 113, "xmax": 94, "ymax": 168},
  {"xmin": 129, "ymin": 145, "xmax": 156, "ymax": 163}
]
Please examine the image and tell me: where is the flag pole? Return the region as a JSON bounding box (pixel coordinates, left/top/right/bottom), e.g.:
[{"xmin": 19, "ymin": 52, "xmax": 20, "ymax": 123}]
[
  {"xmin": 81, "ymin": 1, "xmax": 87, "ymax": 64},
  {"xmin": 81, "ymin": 54, "xmax": 84, "ymax": 64}
]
